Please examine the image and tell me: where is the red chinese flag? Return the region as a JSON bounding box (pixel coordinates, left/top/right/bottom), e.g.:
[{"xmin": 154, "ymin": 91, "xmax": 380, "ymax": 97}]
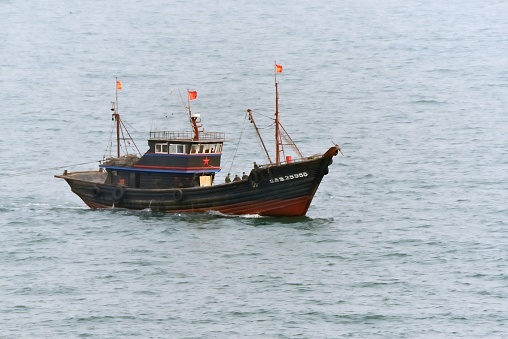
[
  {"xmin": 116, "ymin": 80, "xmax": 123, "ymax": 90},
  {"xmin": 188, "ymin": 90, "xmax": 197, "ymax": 100},
  {"xmin": 275, "ymin": 64, "xmax": 283, "ymax": 73}
]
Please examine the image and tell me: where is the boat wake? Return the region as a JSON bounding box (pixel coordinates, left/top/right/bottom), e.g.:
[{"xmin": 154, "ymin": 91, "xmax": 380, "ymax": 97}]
[{"xmin": 204, "ymin": 210, "xmax": 262, "ymax": 219}]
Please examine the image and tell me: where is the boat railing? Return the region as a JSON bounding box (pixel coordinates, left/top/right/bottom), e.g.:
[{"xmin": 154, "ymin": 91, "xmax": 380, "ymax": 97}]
[
  {"xmin": 258, "ymin": 154, "xmax": 322, "ymax": 168},
  {"xmin": 150, "ymin": 131, "xmax": 225, "ymax": 141}
]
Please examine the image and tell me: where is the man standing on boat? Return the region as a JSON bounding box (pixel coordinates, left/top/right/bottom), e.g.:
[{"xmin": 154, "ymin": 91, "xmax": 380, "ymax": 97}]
[{"xmin": 225, "ymin": 173, "xmax": 231, "ymax": 183}]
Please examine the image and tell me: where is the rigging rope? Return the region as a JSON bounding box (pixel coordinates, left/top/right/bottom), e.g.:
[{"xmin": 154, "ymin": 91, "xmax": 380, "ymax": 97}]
[
  {"xmin": 251, "ymin": 110, "xmax": 273, "ymax": 164},
  {"xmin": 104, "ymin": 121, "xmax": 116, "ymax": 159},
  {"xmin": 0, "ymin": 160, "xmax": 102, "ymax": 178},
  {"xmin": 120, "ymin": 119, "xmax": 141, "ymax": 156},
  {"xmin": 223, "ymin": 110, "xmax": 273, "ymax": 175},
  {"xmin": 103, "ymin": 117, "xmax": 141, "ymax": 159},
  {"xmin": 225, "ymin": 111, "xmax": 249, "ymax": 174}
]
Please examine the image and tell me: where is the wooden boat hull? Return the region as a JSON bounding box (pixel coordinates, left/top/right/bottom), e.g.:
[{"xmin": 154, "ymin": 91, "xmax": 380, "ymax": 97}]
[{"xmin": 56, "ymin": 147, "xmax": 338, "ymax": 217}]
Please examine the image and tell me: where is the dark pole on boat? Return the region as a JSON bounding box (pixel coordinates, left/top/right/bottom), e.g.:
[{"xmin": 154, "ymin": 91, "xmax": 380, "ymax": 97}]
[
  {"xmin": 115, "ymin": 77, "xmax": 120, "ymax": 158},
  {"xmin": 116, "ymin": 113, "xmax": 120, "ymax": 158},
  {"xmin": 247, "ymin": 109, "xmax": 273, "ymax": 164},
  {"xmin": 187, "ymin": 89, "xmax": 192, "ymax": 118},
  {"xmin": 187, "ymin": 89, "xmax": 200, "ymax": 140},
  {"xmin": 274, "ymin": 62, "xmax": 280, "ymax": 165}
]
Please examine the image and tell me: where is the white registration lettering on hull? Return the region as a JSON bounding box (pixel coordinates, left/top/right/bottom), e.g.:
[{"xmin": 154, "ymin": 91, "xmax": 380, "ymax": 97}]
[{"xmin": 269, "ymin": 172, "xmax": 308, "ymax": 184}]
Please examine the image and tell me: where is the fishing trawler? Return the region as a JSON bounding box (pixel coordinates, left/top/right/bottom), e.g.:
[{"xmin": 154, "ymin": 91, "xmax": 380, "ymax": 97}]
[{"xmin": 55, "ymin": 65, "xmax": 341, "ymax": 216}]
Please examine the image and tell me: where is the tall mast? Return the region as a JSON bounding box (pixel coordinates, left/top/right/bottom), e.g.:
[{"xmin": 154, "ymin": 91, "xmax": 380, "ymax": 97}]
[
  {"xmin": 108, "ymin": 78, "xmax": 141, "ymax": 158},
  {"xmin": 275, "ymin": 63, "xmax": 281, "ymax": 165},
  {"xmin": 115, "ymin": 77, "xmax": 121, "ymax": 158}
]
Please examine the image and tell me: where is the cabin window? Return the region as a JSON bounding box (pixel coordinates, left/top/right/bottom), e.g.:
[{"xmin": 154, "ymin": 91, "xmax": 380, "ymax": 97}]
[
  {"xmin": 169, "ymin": 144, "xmax": 186, "ymax": 154},
  {"xmin": 189, "ymin": 143, "xmax": 223, "ymax": 154},
  {"xmin": 155, "ymin": 143, "xmax": 168, "ymax": 153}
]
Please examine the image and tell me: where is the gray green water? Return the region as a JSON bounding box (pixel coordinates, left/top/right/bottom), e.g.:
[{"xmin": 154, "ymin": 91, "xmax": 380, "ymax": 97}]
[{"xmin": 1, "ymin": 0, "xmax": 507, "ymax": 337}]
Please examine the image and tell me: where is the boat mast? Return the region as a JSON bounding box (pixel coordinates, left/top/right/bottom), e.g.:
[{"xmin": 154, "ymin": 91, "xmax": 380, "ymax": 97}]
[
  {"xmin": 106, "ymin": 79, "xmax": 140, "ymax": 159},
  {"xmin": 114, "ymin": 77, "xmax": 121, "ymax": 158},
  {"xmin": 275, "ymin": 63, "xmax": 281, "ymax": 165}
]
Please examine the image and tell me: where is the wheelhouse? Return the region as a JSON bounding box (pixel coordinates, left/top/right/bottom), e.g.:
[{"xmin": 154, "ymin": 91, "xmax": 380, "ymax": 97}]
[{"xmin": 100, "ymin": 130, "xmax": 225, "ymax": 189}]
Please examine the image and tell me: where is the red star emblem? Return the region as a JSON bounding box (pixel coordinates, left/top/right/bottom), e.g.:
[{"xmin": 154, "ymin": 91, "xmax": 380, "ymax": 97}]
[{"xmin": 203, "ymin": 157, "xmax": 210, "ymax": 166}]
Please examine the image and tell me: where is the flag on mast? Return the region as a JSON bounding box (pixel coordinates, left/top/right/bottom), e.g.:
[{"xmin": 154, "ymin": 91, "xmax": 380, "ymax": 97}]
[
  {"xmin": 188, "ymin": 90, "xmax": 197, "ymax": 100},
  {"xmin": 275, "ymin": 64, "xmax": 283, "ymax": 73},
  {"xmin": 116, "ymin": 80, "xmax": 123, "ymax": 90}
]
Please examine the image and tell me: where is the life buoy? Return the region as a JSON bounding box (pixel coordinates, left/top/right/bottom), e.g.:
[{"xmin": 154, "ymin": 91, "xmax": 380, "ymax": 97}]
[
  {"xmin": 174, "ymin": 189, "xmax": 183, "ymax": 202},
  {"xmin": 112, "ymin": 185, "xmax": 125, "ymax": 204},
  {"xmin": 92, "ymin": 185, "xmax": 101, "ymax": 198}
]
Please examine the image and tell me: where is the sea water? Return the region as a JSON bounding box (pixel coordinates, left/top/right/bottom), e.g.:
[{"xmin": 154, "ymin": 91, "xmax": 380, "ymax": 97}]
[{"xmin": 0, "ymin": 0, "xmax": 507, "ymax": 337}]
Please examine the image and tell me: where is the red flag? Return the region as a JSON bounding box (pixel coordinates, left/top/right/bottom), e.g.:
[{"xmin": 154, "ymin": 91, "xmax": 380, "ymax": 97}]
[
  {"xmin": 275, "ymin": 64, "xmax": 283, "ymax": 73},
  {"xmin": 188, "ymin": 90, "xmax": 197, "ymax": 100},
  {"xmin": 116, "ymin": 80, "xmax": 122, "ymax": 90}
]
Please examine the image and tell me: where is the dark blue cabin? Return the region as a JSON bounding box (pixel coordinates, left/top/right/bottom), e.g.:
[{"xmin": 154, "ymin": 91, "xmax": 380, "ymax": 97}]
[{"xmin": 100, "ymin": 129, "xmax": 225, "ymax": 189}]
